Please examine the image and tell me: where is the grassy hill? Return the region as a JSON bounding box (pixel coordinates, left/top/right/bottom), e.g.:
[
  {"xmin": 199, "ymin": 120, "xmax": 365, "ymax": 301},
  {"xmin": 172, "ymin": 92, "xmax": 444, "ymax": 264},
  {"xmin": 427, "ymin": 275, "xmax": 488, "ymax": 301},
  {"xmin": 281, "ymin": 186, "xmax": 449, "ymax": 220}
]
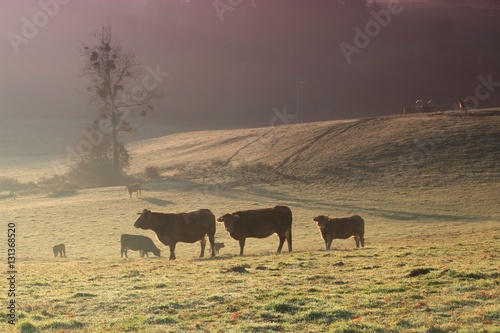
[
  {"xmin": 127, "ymin": 109, "xmax": 500, "ymax": 188},
  {"xmin": 0, "ymin": 110, "xmax": 498, "ymax": 332}
]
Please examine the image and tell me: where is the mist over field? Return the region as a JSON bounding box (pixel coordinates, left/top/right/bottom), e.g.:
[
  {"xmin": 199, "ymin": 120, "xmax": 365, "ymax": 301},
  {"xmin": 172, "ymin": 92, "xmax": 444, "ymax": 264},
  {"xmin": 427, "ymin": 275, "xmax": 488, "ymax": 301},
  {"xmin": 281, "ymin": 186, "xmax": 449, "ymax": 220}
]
[{"xmin": 1, "ymin": 1, "xmax": 499, "ymax": 332}]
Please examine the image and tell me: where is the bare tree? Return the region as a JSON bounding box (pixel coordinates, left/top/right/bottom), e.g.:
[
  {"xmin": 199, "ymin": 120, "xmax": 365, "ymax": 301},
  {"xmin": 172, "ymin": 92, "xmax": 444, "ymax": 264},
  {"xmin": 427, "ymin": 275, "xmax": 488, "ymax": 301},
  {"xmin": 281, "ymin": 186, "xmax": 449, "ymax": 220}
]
[{"xmin": 80, "ymin": 26, "xmax": 160, "ymax": 172}]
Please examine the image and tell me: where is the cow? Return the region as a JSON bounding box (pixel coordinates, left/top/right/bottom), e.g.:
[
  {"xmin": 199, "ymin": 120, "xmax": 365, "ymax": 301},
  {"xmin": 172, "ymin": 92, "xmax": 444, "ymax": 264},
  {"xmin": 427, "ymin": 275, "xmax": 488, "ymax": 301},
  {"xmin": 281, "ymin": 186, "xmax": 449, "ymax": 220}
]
[
  {"xmin": 134, "ymin": 209, "xmax": 216, "ymax": 260},
  {"xmin": 125, "ymin": 183, "xmax": 141, "ymax": 198},
  {"xmin": 458, "ymin": 100, "xmax": 469, "ymax": 115},
  {"xmin": 121, "ymin": 234, "xmax": 161, "ymax": 258},
  {"xmin": 53, "ymin": 243, "xmax": 66, "ymax": 257},
  {"xmin": 217, "ymin": 205, "xmax": 292, "ymax": 256},
  {"xmin": 313, "ymin": 215, "xmax": 365, "ymax": 250},
  {"xmin": 211, "ymin": 242, "xmax": 225, "ymax": 255}
]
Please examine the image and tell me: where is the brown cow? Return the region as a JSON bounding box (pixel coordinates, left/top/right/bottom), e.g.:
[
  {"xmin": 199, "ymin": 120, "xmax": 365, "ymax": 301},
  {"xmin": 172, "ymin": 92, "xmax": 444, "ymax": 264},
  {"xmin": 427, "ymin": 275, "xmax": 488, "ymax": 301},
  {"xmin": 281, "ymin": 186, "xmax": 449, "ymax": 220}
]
[
  {"xmin": 125, "ymin": 183, "xmax": 141, "ymax": 198},
  {"xmin": 217, "ymin": 205, "xmax": 292, "ymax": 256},
  {"xmin": 313, "ymin": 215, "xmax": 365, "ymax": 249},
  {"xmin": 53, "ymin": 243, "xmax": 66, "ymax": 257},
  {"xmin": 134, "ymin": 209, "xmax": 216, "ymax": 260}
]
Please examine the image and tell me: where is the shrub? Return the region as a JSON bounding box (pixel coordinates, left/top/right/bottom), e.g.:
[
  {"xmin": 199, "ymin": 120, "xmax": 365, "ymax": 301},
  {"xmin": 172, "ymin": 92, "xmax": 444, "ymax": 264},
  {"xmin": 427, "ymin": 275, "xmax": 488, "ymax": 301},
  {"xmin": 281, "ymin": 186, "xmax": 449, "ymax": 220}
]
[
  {"xmin": 144, "ymin": 165, "xmax": 161, "ymax": 179},
  {"xmin": 0, "ymin": 177, "xmax": 37, "ymax": 192}
]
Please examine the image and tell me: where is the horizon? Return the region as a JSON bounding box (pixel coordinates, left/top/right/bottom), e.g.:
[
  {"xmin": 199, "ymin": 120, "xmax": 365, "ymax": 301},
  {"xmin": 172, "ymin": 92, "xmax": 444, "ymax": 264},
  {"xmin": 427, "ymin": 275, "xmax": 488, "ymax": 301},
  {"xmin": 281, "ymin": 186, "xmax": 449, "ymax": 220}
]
[{"xmin": 1, "ymin": 0, "xmax": 499, "ymax": 135}]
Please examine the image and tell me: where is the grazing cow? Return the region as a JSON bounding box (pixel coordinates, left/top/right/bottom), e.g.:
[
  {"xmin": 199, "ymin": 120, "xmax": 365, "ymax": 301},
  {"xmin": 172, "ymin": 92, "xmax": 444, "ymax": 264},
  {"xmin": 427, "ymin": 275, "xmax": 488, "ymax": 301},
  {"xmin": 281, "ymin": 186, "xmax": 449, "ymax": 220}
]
[
  {"xmin": 53, "ymin": 243, "xmax": 66, "ymax": 257},
  {"xmin": 125, "ymin": 183, "xmax": 141, "ymax": 198},
  {"xmin": 217, "ymin": 205, "xmax": 292, "ymax": 256},
  {"xmin": 211, "ymin": 242, "xmax": 225, "ymax": 255},
  {"xmin": 121, "ymin": 234, "xmax": 161, "ymax": 258},
  {"xmin": 313, "ymin": 215, "xmax": 365, "ymax": 249},
  {"xmin": 134, "ymin": 209, "xmax": 216, "ymax": 260}
]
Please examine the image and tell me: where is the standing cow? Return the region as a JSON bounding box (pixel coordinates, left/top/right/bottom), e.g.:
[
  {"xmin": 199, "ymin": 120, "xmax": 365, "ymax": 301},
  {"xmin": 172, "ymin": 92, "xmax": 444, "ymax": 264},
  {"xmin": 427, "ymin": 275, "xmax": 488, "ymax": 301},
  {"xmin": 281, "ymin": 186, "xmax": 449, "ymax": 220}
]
[
  {"xmin": 313, "ymin": 215, "xmax": 365, "ymax": 249},
  {"xmin": 134, "ymin": 209, "xmax": 216, "ymax": 260},
  {"xmin": 121, "ymin": 234, "xmax": 161, "ymax": 258},
  {"xmin": 53, "ymin": 243, "xmax": 66, "ymax": 257},
  {"xmin": 125, "ymin": 183, "xmax": 141, "ymax": 198},
  {"xmin": 217, "ymin": 205, "xmax": 292, "ymax": 256}
]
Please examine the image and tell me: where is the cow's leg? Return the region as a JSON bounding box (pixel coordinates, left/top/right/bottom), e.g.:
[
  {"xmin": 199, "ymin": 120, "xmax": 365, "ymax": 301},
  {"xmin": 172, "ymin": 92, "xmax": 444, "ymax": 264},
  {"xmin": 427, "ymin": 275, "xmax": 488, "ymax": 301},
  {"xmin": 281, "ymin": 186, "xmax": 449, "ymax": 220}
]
[
  {"xmin": 208, "ymin": 233, "xmax": 216, "ymax": 257},
  {"xmin": 326, "ymin": 235, "xmax": 332, "ymax": 250},
  {"xmin": 199, "ymin": 237, "xmax": 206, "ymax": 258},
  {"xmin": 169, "ymin": 243, "xmax": 176, "ymax": 260},
  {"xmin": 360, "ymin": 235, "xmax": 365, "ymax": 248},
  {"xmin": 239, "ymin": 238, "xmax": 246, "ymax": 256},
  {"xmin": 277, "ymin": 234, "xmax": 286, "ymax": 253},
  {"xmin": 354, "ymin": 235, "xmax": 360, "ymax": 248},
  {"xmin": 286, "ymin": 227, "xmax": 292, "ymax": 252}
]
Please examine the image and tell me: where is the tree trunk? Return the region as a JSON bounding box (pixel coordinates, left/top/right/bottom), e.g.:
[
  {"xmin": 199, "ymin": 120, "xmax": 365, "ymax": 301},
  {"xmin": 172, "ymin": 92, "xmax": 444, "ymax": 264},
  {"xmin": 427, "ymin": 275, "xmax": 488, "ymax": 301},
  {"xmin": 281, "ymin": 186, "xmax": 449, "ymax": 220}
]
[{"xmin": 111, "ymin": 106, "xmax": 119, "ymax": 172}]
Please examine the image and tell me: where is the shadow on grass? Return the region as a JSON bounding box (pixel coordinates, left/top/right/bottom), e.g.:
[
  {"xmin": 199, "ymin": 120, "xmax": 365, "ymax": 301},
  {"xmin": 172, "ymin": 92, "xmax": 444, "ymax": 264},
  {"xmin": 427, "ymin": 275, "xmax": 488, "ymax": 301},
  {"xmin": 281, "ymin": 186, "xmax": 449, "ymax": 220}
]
[{"xmin": 140, "ymin": 197, "xmax": 174, "ymax": 206}]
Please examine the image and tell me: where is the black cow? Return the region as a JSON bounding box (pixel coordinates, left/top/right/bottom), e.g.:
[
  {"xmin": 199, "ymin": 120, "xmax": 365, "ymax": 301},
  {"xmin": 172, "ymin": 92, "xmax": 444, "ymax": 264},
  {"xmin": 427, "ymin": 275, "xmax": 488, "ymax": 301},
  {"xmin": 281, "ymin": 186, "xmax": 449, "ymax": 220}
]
[
  {"xmin": 134, "ymin": 209, "xmax": 216, "ymax": 260},
  {"xmin": 313, "ymin": 215, "xmax": 365, "ymax": 249},
  {"xmin": 53, "ymin": 243, "xmax": 66, "ymax": 257},
  {"xmin": 217, "ymin": 205, "xmax": 292, "ymax": 256},
  {"xmin": 121, "ymin": 234, "xmax": 161, "ymax": 258}
]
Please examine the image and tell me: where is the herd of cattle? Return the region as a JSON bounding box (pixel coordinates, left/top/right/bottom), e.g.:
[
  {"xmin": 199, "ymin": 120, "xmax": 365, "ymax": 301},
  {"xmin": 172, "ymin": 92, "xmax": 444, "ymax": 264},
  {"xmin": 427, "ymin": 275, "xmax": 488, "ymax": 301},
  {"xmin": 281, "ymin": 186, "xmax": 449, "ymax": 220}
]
[
  {"xmin": 54, "ymin": 205, "xmax": 365, "ymax": 260},
  {"xmin": 403, "ymin": 99, "xmax": 470, "ymax": 114}
]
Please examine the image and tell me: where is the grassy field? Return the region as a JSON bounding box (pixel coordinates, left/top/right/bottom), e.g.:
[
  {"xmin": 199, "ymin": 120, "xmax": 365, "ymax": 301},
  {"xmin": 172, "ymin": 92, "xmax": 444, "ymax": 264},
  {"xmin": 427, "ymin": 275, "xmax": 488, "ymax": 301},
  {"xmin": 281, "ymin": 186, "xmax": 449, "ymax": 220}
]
[{"xmin": 0, "ymin": 111, "xmax": 499, "ymax": 332}]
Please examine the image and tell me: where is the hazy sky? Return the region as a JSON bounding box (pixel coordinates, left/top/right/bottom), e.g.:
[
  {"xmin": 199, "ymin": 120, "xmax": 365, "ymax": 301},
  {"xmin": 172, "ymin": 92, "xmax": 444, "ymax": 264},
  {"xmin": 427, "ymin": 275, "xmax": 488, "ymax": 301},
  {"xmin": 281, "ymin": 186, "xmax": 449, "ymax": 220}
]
[{"xmin": 1, "ymin": 0, "xmax": 500, "ymax": 131}]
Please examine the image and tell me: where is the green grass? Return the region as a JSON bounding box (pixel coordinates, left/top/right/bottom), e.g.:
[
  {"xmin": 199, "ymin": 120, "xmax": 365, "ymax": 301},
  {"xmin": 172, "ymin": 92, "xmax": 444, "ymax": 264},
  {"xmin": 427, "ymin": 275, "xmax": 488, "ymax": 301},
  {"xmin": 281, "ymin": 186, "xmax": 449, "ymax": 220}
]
[
  {"xmin": 0, "ymin": 180, "xmax": 498, "ymax": 333},
  {"xmin": 5, "ymin": 240, "xmax": 499, "ymax": 332}
]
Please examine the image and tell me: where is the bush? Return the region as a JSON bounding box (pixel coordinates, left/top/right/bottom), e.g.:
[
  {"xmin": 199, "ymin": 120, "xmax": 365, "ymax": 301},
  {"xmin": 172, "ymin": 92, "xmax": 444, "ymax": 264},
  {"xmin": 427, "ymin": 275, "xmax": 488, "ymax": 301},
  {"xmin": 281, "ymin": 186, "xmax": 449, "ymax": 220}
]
[
  {"xmin": 0, "ymin": 177, "xmax": 37, "ymax": 192},
  {"xmin": 65, "ymin": 159, "xmax": 129, "ymax": 188},
  {"xmin": 144, "ymin": 166, "xmax": 161, "ymax": 179}
]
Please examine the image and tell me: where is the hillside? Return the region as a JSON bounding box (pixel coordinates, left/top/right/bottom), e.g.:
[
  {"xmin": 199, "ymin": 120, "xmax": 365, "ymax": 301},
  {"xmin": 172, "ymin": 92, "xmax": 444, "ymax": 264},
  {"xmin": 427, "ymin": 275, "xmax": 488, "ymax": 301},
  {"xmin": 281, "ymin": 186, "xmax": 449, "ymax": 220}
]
[
  {"xmin": 1, "ymin": 110, "xmax": 498, "ymax": 333},
  {"xmin": 128, "ymin": 109, "xmax": 500, "ymax": 188}
]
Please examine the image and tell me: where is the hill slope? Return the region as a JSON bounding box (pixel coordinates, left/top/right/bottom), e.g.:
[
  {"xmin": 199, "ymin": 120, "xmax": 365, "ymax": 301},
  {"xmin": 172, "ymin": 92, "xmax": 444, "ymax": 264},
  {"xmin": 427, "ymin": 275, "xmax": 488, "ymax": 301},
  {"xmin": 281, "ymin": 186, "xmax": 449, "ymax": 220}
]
[{"xmin": 128, "ymin": 110, "xmax": 500, "ymax": 188}]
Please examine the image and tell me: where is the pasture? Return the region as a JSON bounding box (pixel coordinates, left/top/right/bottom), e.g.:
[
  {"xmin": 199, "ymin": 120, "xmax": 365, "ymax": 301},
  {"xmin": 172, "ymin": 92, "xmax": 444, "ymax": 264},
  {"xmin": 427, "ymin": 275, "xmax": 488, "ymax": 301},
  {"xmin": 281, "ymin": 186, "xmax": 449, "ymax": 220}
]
[
  {"xmin": 1, "ymin": 111, "xmax": 499, "ymax": 332},
  {"xmin": 1, "ymin": 180, "xmax": 498, "ymax": 333}
]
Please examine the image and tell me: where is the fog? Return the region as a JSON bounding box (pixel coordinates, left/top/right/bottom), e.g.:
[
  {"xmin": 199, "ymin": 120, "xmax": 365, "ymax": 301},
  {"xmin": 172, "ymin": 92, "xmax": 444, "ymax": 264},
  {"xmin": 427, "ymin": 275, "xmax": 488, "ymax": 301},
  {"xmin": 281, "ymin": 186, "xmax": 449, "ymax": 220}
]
[{"xmin": 1, "ymin": 0, "xmax": 499, "ymax": 142}]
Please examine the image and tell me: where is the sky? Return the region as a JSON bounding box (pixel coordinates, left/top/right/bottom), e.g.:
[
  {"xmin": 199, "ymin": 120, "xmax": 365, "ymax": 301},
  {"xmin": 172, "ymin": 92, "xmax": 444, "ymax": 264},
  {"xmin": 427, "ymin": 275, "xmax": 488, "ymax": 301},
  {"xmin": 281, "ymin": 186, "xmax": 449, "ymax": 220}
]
[{"xmin": 1, "ymin": 0, "xmax": 500, "ymax": 133}]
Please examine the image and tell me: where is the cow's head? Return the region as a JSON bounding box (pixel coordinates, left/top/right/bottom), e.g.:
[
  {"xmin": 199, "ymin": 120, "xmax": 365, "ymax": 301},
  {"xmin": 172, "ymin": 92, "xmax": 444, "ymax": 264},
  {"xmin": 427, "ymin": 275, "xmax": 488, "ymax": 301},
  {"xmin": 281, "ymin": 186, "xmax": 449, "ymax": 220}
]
[
  {"xmin": 134, "ymin": 209, "xmax": 152, "ymax": 229},
  {"xmin": 152, "ymin": 248, "xmax": 161, "ymax": 257},
  {"xmin": 313, "ymin": 215, "xmax": 329, "ymax": 230},
  {"xmin": 217, "ymin": 213, "xmax": 240, "ymax": 233}
]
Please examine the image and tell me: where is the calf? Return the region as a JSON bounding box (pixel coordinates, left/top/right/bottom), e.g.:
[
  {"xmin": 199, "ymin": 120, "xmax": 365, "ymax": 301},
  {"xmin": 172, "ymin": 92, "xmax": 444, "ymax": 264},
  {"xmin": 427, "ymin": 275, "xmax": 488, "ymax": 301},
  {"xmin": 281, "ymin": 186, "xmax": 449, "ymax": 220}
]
[
  {"xmin": 121, "ymin": 234, "xmax": 161, "ymax": 258},
  {"xmin": 211, "ymin": 242, "xmax": 225, "ymax": 255},
  {"xmin": 53, "ymin": 243, "xmax": 66, "ymax": 257},
  {"xmin": 313, "ymin": 215, "xmax": 365, "ymax": 249},
  {"xmin": 125, "ymin": 183, "xmax": 141, "ymax": 198}
]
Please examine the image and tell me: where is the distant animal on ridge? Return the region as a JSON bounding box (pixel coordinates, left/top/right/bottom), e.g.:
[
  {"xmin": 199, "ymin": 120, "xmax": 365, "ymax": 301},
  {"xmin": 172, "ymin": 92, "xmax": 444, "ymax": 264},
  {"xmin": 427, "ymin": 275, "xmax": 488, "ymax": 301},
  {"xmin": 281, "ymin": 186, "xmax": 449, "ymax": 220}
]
[
  {"xmin": 313, "ymin": 215, "xmax": 365, "ymax": 249},
  {"xmin": 53, "ymin": 243, "xmax": 66, "ymax": 257},
  {"xmin": 217, "ymin": 205, "xmax": 292, "ymax": 256},
  {"xmin": 458, "ymin": 100, "xmax": 469, "ymax": 115},
  {"xmin": 211, "ymin": 242, "xmax": 225, "ymax": 255},
  {"xmin": 125, "ymin": 183, "xmax": 141, "ymax": 198},
  {"xmin": 134, "ymin": 209, "xmax": 216, "ymax": 260},
  {"xmin": 121, "ymin": 234, "xmax": 161, "ymax": 258}
]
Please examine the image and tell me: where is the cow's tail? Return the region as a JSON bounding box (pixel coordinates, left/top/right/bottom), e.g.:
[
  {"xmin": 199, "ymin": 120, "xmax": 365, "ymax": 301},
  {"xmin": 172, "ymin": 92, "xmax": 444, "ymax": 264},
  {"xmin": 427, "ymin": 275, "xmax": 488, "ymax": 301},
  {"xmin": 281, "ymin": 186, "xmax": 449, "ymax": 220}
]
[{"xmin": 286, "ymin": 207, "xmax": 292, "ymax": 252}]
